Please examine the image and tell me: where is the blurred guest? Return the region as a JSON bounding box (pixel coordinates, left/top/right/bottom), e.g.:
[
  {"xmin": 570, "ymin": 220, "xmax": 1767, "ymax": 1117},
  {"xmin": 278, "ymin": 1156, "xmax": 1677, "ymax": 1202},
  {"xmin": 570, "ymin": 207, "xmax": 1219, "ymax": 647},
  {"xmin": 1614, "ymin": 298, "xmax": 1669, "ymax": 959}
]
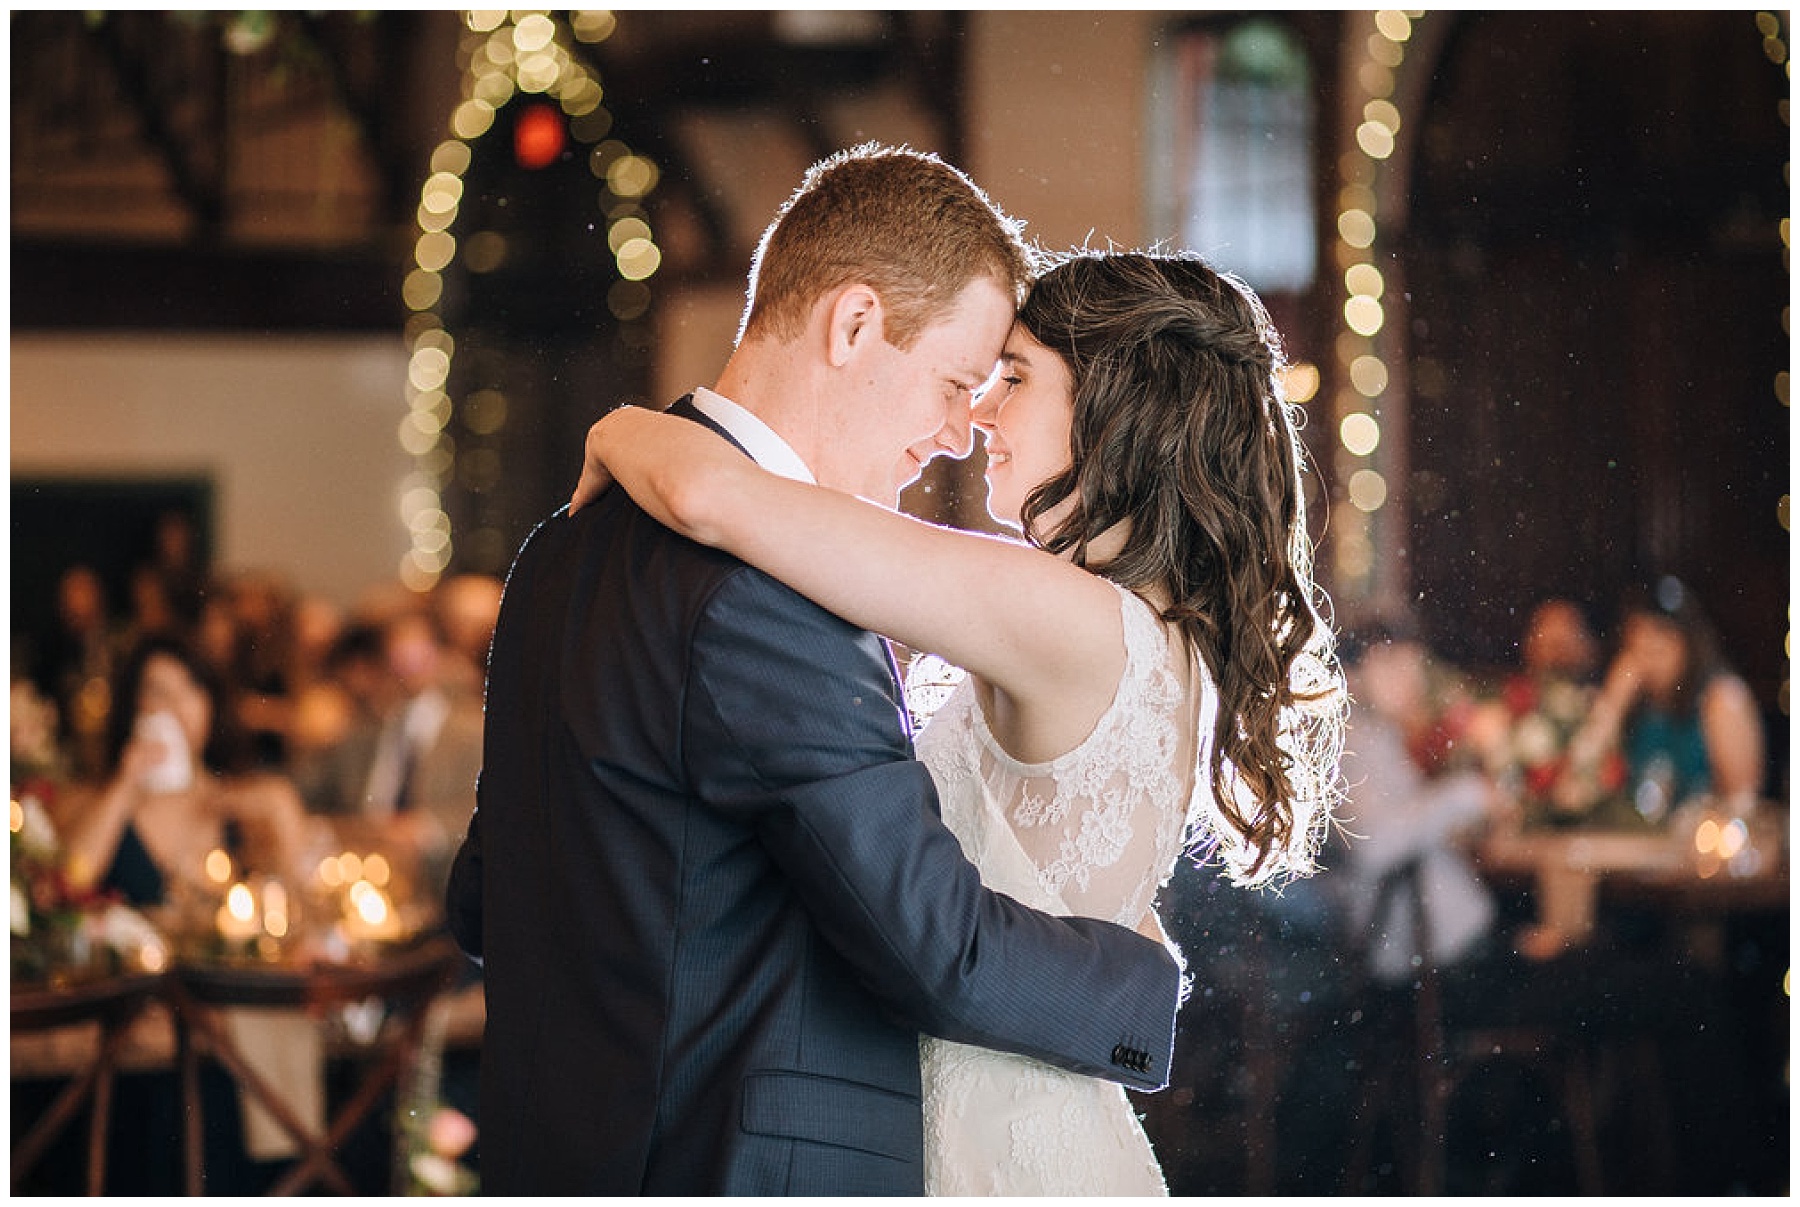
[
  {"xmin": 290, "ymin": 622, "xmax": 396, "ymax": 811},
  {"xmin": 58, "ymin": 634, "xmax": 314, "ymax": 909},
  {"xmin": 1519, "ymin": 597, "xmax": 1600, "ymax": 682},
  {"xmin": 1335, "ymin": 622, "xmax": 1509, "ymax": 981},
  {"xmin": 139, "ymin": 507, "xmax": 209, "ymax": 632},
  {"xmin": 30, "ymin": 564, "xmax": 126, "ymax": 781},
  {"xmin": 194, "ymin": 592, "xmax": 239, "ymax": 682},
  {"xmin": 296, "ymin": 608, "xmax": 482, "ymax": 899},
  {"xmin": 289, "ymin": 594, "xmax": 345, "ymax": 694},
  {"xmin": 1558, "ymin": 576, "xmax": 1765, "ymax": 820},
  {"xmin": 430, "ymin": 573, "xmax": 503, "ymax": 698},
  {"xmin": 219, "ymin": 570, "xmax": 301, "ymax": 769}
]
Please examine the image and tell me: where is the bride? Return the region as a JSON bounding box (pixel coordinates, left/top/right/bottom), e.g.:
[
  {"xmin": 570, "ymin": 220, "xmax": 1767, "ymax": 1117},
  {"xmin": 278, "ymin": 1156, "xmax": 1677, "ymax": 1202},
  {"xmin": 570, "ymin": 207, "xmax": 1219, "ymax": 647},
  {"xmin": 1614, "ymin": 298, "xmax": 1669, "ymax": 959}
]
[{"xmin": 573, "ymin": 249, "xmax": 1345, "ymax": 1195}]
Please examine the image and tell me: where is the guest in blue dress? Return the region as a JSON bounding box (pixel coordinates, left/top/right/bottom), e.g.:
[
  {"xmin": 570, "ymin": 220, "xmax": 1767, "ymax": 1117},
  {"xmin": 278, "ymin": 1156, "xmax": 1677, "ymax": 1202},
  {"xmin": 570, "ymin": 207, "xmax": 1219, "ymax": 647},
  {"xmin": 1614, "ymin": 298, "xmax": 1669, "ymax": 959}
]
[
  {"xmin": 1556, "ymin": 576, "xmax": 1766, "ymax": 821},
  {"xmin": 59, "ymin": 635, "xmax": 314, "ymax": 909}
]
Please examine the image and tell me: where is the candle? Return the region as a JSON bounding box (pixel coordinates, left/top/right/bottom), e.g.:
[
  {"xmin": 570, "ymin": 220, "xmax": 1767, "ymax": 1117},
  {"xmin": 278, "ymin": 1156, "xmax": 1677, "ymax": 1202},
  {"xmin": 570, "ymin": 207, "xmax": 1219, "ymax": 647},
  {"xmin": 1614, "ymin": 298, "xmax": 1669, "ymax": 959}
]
[
  {"xmin": 204, "ymin": 848, "xmax": 234, "ymax": 887},
  {"xmin": 342, "ymin": 878, "xmax": 402, "ymax": 942},
  {"xmin": 261, "ymin": 879, "xmax": 291, "ymax": 940},
  {"xmin": 216, "ymin": 881, "xmax": 260, "ymax": 941}
]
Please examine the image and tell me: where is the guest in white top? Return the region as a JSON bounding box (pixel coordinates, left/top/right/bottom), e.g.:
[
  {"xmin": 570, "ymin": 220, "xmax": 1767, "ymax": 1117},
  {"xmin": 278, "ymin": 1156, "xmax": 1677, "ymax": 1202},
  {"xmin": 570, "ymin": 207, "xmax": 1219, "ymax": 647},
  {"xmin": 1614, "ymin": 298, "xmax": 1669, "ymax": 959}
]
[{"xmin": 1336, "ymin": 623, "xmax": 1504, "ymax": 982}]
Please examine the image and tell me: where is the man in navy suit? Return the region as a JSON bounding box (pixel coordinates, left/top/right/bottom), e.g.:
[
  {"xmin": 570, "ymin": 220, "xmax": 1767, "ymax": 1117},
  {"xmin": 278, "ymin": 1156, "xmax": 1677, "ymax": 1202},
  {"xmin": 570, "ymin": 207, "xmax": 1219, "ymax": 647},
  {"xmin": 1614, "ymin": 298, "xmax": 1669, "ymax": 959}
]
[{"xmin": 447, "ymin": 143, "xmax": 1181, "ymax": 1195}]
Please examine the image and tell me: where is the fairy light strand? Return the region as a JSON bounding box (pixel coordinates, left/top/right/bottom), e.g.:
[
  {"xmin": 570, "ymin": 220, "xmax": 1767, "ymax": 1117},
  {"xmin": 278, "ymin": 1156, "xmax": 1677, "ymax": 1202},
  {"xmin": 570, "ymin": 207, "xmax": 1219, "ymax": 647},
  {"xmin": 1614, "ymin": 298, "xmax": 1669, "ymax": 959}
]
[
  {"xmin": 397, "ymin": 10, "xmax": 659, "ymax": 590},
  {"xmin": 1330, "ymin": 11, "xmax": 1421, "ymax": 602}
]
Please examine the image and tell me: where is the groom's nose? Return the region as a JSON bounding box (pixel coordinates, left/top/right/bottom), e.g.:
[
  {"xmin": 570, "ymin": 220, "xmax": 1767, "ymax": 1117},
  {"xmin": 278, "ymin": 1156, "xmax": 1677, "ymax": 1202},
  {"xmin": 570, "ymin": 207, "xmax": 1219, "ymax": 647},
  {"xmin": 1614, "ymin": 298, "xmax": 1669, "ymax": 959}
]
[{"xmin": 932, "ymin": 391, "xmax": 975, "ymax": 459}]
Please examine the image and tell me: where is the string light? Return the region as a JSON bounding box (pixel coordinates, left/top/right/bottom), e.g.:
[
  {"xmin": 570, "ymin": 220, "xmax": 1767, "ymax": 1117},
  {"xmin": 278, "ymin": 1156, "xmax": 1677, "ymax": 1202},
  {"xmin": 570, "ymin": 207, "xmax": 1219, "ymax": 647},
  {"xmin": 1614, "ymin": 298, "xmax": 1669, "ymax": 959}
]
[
  {"xmin": 397, "ymin": 10, "xmax": 660, "ymax": 590},
  {"xmin": 1331, "ymin": 11, "xmax": 1421, "ymax": 598}
]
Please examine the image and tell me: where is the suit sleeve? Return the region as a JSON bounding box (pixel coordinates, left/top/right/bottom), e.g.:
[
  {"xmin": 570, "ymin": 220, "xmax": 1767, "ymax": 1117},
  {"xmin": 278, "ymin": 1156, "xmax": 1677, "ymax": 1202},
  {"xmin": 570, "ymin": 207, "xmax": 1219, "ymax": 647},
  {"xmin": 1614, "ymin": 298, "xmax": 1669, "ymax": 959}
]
[
  {"xmin": 682, "ymin": 568, "xmax": 1181, "ymax": 1090},
  {"xmin": 446, "ymin": 782, "xmax": 484, "ymax": 963}
]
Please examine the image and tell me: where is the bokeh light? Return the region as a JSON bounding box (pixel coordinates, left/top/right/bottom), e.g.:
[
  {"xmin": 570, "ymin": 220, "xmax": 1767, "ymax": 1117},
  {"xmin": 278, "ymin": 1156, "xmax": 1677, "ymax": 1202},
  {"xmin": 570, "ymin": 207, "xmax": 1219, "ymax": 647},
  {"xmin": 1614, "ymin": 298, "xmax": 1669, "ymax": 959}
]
[{"xmin": 1340, "ymin": 412, "xmax": 1382, "ymax": 457}]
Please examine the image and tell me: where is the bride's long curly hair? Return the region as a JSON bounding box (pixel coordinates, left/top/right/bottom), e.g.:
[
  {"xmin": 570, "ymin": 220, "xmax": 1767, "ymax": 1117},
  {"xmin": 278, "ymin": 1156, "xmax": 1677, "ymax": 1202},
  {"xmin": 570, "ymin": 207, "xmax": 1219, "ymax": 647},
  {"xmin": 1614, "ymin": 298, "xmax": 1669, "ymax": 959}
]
[{"xmin": 1016, "ymin": 250, "xmax": 1346, "ymax": 886}]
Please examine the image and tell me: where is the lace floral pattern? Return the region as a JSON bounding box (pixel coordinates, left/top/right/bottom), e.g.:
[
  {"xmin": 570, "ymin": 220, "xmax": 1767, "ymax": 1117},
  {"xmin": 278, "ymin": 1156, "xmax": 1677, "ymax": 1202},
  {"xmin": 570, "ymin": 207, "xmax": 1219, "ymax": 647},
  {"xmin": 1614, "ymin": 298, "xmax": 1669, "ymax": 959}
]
[
  {"xmin": 920, "ymin": 1037, "xmax": 1166, "ymax": 1197},
  {"xmin": 910, "ymin": 582, "xmax": 1210, "ymax": 928},
  {"xmin": 906, "ymin": 582, "xmax": 1214, "ymax": 1196}
]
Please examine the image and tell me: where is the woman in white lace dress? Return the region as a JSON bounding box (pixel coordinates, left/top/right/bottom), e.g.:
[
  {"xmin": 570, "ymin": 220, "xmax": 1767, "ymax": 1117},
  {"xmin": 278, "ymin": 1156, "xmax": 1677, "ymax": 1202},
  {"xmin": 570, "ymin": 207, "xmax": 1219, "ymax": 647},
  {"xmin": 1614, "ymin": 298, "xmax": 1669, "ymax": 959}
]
[{"xmin": 572, "ymin": 250, "xmax": 1345, "ymax": 1195}]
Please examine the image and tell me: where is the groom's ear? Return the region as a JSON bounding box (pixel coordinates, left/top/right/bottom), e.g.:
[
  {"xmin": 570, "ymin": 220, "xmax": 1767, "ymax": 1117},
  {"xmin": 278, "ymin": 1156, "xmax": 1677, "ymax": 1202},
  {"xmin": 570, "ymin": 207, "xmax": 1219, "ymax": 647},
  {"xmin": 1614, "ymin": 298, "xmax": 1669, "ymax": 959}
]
[{"xmin": 824, "ymin": 283, "xmax": 885, "ymax": 368}]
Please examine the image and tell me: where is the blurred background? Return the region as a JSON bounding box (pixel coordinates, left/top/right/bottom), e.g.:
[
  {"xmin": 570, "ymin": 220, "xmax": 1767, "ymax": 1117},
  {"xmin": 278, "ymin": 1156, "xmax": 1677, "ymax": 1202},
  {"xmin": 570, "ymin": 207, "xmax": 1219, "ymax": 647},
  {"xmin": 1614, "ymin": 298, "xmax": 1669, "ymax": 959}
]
[{"xmin": 9, "ymin": 9, "xmax": 1790, "ymax": 1197}]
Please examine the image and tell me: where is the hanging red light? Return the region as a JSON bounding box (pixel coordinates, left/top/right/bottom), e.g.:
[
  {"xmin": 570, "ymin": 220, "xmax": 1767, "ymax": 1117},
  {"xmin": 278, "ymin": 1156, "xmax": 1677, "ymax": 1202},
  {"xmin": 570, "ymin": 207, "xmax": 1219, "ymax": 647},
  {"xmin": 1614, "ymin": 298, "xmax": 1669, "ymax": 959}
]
[{"xmin": 514, "ymin": 102, "xmax": 566, "ymax": 170}]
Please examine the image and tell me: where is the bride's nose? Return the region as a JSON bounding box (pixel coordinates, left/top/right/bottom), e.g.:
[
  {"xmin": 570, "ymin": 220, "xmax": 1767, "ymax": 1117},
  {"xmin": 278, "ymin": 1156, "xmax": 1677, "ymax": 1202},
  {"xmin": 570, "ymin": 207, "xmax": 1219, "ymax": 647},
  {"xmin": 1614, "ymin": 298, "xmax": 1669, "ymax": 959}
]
[{"xmin": 971, "ymin": 390, "xmax": 998, "ymax": 429}]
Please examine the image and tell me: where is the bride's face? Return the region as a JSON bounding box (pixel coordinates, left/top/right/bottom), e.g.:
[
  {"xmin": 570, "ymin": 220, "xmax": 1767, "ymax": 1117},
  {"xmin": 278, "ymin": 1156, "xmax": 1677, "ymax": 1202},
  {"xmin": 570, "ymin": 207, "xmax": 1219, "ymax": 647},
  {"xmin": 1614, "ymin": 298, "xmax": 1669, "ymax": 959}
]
[{"xmin": 971, "ymin": 326, "xmax": 1075, "ymax": 529}]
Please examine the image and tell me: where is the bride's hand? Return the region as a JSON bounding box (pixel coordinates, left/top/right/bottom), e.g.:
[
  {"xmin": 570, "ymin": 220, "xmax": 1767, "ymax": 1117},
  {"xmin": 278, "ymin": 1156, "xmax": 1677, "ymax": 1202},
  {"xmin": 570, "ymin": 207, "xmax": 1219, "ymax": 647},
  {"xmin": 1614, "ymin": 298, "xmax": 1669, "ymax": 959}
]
[{"xmin": 569, "ymin": 416, "xmax": 618, "ymax": 514}]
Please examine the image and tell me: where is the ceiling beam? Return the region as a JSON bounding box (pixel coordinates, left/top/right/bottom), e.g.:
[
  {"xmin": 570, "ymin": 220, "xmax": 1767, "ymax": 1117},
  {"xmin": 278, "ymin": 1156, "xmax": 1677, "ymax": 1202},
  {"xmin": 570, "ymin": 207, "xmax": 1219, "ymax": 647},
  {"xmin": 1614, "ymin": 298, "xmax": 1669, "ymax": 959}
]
[{"xmin": 87, "ymin": 14, "xmax": 225, "ymax": 240}]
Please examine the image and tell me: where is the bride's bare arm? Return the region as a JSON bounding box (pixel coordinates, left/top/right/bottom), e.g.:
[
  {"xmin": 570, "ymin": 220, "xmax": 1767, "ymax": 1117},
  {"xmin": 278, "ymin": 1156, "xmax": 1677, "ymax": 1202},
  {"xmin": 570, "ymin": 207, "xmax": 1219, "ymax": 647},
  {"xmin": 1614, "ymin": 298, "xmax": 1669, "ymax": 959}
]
[{"xmin": 572, "ymin": 405, "xmax": 1125, "ymax": 717}]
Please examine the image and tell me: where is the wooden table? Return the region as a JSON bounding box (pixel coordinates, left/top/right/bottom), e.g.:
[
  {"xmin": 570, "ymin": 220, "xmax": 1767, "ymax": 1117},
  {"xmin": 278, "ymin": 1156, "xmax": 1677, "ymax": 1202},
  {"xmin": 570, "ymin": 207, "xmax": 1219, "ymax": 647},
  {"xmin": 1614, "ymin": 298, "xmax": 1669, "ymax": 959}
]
[
  {"xmin": 165, "ymin": 936, "xmax": 463, "ymax": 1196},
  {"xmin": 1477, "ymin": 820, "xmax": 1789, "ymax": 959},
  {"xmin": 11, "ymin": 970, "xmax": 168, "ymax": 1194}
]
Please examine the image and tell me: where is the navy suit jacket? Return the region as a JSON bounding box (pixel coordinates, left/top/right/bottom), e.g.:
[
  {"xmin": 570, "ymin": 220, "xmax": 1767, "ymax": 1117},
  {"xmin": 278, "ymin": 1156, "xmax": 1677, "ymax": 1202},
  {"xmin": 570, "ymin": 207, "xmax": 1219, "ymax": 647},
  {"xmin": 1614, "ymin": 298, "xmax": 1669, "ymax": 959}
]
[{"xmin": 447, "ymin": 399, "xmax": 1180, "ymax": 1195}]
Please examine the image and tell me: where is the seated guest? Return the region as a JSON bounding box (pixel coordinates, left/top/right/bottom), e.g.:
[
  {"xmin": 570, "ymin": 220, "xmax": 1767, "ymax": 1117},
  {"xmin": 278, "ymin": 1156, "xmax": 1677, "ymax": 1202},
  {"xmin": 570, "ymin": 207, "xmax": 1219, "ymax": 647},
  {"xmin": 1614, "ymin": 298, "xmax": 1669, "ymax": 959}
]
[
  {"xmin": 429, "ymin": 573, "xmax": 503, "ymax": 698},
  {"xmin": 1334, "ymin": 622, "xmax": 1509, "ymax": 982},
  {"xmin": 217, "ymin": 570, "xmax": 303, "ymax": 770},
  {"xmin": 1558, "ymin": 576, "xmax": 1766, "ymax": 820},
  {"xmin": 30, "ymin": 563, "xmax": 126, "ymax": 781},
  {"xmin": 289, "ymin": 621, "xmax": 394, "ymax": 802},
  {"xmin": 1517, "ymin": 597, "xmax": 1600, "ymax": 684},
  {"xmin": 59, "ymin": 635, "xmax": 314, "ymax": 907},
  {"xmin": 1334, "ymin": 620, "xmax": 1757, "ymax": 1193},
  {"xmin": 293, "ymin": 607, "xmax": 482, "ymax": 901},
  {"xmin": 50, "ymin": 634, "xmax": 319, "ymax": 1195}
]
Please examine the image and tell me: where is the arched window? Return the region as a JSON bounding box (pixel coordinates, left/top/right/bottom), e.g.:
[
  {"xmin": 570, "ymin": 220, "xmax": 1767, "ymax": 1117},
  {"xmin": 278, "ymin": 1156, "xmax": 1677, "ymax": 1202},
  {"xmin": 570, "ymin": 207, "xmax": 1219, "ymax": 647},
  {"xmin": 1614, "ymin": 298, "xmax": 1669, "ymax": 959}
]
[{"xmin": 1153, "ymin": 19, "xmax": 1316, "ymax": 293}]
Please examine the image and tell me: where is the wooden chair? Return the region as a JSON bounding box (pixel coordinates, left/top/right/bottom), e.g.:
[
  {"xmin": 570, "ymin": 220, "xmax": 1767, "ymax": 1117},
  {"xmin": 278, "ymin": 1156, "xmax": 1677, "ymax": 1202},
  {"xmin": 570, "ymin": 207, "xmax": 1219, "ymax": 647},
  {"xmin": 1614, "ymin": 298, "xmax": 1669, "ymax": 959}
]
[
  {"xmin": 11, "ymin": 971, "xmax": 167, "ymax": 1194},
  {"xmin": 1339, "ymin": 861, "xmax": 1604, "ymax": 1195},
  {"xmin": 167, "ymin": 937, "xmax": 462, "ymax": 1196}
]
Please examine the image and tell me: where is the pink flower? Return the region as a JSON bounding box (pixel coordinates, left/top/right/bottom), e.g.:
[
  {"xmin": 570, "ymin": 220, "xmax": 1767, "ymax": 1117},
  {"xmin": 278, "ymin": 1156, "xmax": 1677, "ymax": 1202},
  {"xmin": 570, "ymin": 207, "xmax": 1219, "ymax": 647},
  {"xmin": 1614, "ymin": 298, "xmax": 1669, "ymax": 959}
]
[{"xmin": 427, "ymin": 1106, "xmax": 477, "ymax": 1159}]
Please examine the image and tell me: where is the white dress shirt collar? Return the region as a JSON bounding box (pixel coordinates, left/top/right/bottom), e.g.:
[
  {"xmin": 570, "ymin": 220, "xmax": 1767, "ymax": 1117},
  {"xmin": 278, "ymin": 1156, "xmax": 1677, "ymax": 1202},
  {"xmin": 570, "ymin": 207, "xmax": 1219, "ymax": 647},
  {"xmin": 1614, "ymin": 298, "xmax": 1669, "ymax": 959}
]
[{"xmin": 690, "ymin": 387, "xmax": 816, "ymax": 485}]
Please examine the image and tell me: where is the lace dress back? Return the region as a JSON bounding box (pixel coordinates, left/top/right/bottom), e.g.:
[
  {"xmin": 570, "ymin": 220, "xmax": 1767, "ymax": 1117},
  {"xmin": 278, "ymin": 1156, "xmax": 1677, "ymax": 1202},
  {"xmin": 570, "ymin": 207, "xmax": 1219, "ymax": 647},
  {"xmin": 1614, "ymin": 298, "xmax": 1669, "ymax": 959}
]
[{"xmin": 908, "ymin": 581, "xmax": 1217, "ymax": 1196}]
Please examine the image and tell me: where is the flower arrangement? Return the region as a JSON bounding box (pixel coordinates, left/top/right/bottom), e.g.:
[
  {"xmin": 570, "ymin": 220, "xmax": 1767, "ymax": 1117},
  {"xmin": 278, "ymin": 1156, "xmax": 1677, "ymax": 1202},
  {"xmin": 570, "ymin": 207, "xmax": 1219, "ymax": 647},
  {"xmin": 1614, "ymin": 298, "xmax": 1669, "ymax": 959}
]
[
  {"xmin": 10, "ymin": 782, "xmax": 171, "ymax": 985},
  {"xmin": 1475, "ymin": 673, "xmax": 1640, "ymax": 829},
  {"xmin": 12, "ymin": 678, "xmax": 168, "ymax": 979}
]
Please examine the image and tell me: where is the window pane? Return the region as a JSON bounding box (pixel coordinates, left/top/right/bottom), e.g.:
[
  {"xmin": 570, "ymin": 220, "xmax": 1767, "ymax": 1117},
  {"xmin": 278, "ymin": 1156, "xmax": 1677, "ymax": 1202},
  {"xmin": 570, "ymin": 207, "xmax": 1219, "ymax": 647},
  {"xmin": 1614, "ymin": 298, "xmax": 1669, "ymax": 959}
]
[{"xmin": 1176, "ymin": 22, "xmax": 1316, "ymax": 292}]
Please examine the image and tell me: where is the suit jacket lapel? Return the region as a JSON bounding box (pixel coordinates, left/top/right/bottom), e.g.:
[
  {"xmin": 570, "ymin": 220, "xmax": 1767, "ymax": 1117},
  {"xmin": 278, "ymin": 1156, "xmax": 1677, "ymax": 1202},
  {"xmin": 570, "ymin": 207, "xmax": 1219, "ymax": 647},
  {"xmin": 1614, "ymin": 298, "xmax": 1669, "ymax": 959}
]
[{"xmin": 663, "ymin": 394, "xmax": 911, "ymax": 735}]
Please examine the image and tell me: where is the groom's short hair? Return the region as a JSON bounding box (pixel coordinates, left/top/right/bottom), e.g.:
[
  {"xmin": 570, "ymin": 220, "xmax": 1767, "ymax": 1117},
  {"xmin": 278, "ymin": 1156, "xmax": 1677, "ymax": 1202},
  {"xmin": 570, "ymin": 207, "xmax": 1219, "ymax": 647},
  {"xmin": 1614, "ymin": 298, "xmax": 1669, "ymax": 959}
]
[{"xmin": 740, "ymin": 142, "xmax": 1034, "ymax": 351}]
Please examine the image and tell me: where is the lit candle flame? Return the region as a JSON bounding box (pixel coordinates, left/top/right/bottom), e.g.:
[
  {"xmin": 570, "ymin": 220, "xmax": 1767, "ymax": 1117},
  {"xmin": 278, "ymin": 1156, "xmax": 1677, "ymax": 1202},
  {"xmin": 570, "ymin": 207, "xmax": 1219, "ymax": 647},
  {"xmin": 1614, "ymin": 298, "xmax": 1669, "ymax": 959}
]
[
  {"xmin": 205, "ymin": 849, "xmax": 234, "ymax": 885},
  {"xmin": 352, "ymin": 881, "xmax": 390, "ymax": 926},
  {"xmin": 226, "ymin": 882, "xmax": 255, "ymax": 921}
]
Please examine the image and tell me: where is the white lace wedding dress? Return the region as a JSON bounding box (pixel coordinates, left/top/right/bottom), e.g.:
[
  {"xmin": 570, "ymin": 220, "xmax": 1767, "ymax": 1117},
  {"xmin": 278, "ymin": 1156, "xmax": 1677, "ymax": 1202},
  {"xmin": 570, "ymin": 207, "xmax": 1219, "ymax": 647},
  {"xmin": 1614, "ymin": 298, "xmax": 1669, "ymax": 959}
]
[{"xmin": 907, "ymin": 581, "xmax": 1218, "ymax": 1197}]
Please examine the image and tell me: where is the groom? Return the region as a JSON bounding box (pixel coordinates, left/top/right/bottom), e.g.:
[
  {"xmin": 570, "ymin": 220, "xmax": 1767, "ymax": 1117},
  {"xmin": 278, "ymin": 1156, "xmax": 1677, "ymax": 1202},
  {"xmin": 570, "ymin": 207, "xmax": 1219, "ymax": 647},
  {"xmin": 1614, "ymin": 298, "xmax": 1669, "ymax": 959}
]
[{"xmin": 447, "ymin": 143, "xmax": 1181, "ymax": 1195}]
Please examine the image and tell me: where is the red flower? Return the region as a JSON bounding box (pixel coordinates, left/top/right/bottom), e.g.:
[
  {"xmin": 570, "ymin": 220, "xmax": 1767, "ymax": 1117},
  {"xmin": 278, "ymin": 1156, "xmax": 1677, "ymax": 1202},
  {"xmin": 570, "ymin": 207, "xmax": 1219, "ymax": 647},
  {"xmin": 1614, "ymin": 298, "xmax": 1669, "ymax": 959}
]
[
  {"xmin": 1502, "ymin": 676, "xmax": 1539, "ymax": 717},
  {"xmin": 1524, "ymin": 760, "xmax": 1562, "ymax": 796}
]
